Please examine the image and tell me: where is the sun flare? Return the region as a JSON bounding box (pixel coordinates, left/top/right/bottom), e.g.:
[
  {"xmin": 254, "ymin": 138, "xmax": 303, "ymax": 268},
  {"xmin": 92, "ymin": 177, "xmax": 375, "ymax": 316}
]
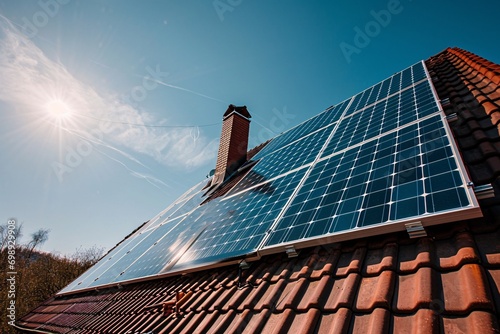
[{"xmin": 45, "ymin": 99, "xmax": 73, "ymax": 122}]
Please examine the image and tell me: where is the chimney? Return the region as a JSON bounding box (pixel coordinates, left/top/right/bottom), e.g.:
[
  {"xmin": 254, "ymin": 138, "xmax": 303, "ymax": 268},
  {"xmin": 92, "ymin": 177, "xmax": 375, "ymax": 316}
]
[{"xmin": 212, "ymin": 104, "xmax": 251, "ymax": 184}]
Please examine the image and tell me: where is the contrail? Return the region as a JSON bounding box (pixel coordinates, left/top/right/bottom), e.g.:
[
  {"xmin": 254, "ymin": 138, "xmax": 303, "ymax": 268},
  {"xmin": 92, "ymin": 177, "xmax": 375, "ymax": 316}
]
[
  {"xmin": 91, "ymin": 58, "xmax": 228, "ymax": 104},
  {"xmin": 154, "ymin": 79, "xmax": 228, "ymax": 104},
  {"xmin": 59, "ymin": 124, "xmax": 151, "ymax": 171},
  {"xmin": 0, "ymin": 18, "xmax": 217, "ymax": 170}
]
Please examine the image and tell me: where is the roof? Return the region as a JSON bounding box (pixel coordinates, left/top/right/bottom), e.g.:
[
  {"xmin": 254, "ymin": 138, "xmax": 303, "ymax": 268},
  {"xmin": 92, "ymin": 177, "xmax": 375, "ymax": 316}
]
[{"xmin": 17, "ymin": 47, "xmax": 500, "ymax": 333}]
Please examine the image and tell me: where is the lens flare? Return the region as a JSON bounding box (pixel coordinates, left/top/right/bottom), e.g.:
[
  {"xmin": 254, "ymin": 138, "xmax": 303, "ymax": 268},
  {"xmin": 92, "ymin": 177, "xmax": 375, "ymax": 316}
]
[{"xmin": 45, "ymin": 99, "xmax": 73, "ymax": 122}]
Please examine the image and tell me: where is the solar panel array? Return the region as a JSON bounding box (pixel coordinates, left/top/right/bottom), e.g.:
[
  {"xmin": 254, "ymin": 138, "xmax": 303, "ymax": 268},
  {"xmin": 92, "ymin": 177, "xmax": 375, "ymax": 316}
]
[
  {"xmin": 263, "ymin": 115, "xmax": 469, "ymax": 247},
  {"xmin": 60, "ymin": 61, "xmax": 480, "ymax": 295}
]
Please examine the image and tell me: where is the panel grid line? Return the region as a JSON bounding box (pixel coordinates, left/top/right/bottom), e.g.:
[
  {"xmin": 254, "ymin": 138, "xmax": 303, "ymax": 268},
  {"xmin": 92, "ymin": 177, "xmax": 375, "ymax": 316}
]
[{"xmin": 257, "ymin": 92, "xmax": 357, "ymax": 250}]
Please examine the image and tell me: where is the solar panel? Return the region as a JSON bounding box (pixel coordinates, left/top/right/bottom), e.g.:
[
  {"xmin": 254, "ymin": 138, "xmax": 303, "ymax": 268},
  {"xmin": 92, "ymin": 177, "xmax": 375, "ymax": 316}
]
[
  {"xmin": 172, "ymin": 167, "xmax": 308, "ymax": 270},
  {"xmin": 242, "ymin": 125, "xmax": 333, "ymax": 183},
  {"xmin": 113, "ymin": 214, "xmax": 206, "ymax": 282},
  {"xmin": 262, "ymin": 114, "xmax": 471, "ymax": 247},
  {"xmin": 85, "ymin": 216, "xmax": 189, "ymax": 287},
  {"xmin": 142, "ymin": 182, "xmax": 207, "ymax": 232},
  {"xmin": 59, "ymin": 180, "xmax": 208, "ymax": 293},
  {"xmin": 323, "ymin": 81, "xmax": 438, "ymax": 156},
  {"xmin": 252, "ymin": 98, "xmax": 350, "ymax": 159},
  {"xmin": 58, "ymin": 225, "xmax": 156, "ymax": 293},
  {"xmin": 59, "ymin": 61, "xmax": 481, "ymax": 295}
]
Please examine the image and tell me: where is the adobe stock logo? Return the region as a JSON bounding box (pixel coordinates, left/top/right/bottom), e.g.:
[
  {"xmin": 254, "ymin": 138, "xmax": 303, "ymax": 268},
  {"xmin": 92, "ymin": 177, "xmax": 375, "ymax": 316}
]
[
  {"xmin": 21, "ymin": 0, "xmax": 70, "ymax": 38},
  {"xmin": 248, "ymin": 106, "xmax": 295, "ymax": 149},
  {"xmin": 340, "ymin": 0, "xmax": 405, "ymax": 64},
  {"xmin": 213, "ymin": 0, "xmax": 243, "ymax": 22}
]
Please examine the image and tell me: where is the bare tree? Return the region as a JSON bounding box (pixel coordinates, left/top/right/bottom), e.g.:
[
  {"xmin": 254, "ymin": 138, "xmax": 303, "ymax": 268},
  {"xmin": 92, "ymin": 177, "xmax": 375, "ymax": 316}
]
[
  {"xmin": 26, "ymin": 228, "xmax": 50, "ymax": 258},
  {"xmin": 72, "ymin": 245, "xmax": 105, "ymax": 267}
]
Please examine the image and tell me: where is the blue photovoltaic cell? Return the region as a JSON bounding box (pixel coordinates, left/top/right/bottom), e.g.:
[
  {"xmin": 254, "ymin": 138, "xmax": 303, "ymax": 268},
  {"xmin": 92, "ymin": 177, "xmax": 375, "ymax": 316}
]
[
  {"xmin": 58, "ymin": 226, "xmax": 156, "ymax": 293},
  {"xmin": 172, "ymin": 167, "xmax": 308, "ymax": 270},
  {"xmin": 116, "ymin": 214, "xmax": 207, "ymax": 281},
  {"xmin": 143, "ymin": 189, "xmax": 205, "ymax": 231},
  {"xmin": 60, "ymin": 61, "xmax": 477, "ymax": 295},
  {"xmin": 322, "ymin": 81, "xmax": 439, "ymax": 156},
  {"xmin": 87, "ymin": 216, "xmax": 186, "ymax": 287},
  {"xmin": 252, "ymin": 99, "xmax": 350, "ymax": 159},
  {"xmin": 264, "ymin": 115, "xmax": 470, "ymax": 247},
  {"xmin": 344, "ymin": 62, "xmax": 426, "ymax": 116},
  {"xmin": 140, "ymin": 179, "xmax": 207, "ymax": 231},
  {"xmin": 246, "ymin": 126, "xmax": 333, "ymax": 183},
  {"xmin": 226, "ymin": 125, "xmax": 334, "ymax": 197}
]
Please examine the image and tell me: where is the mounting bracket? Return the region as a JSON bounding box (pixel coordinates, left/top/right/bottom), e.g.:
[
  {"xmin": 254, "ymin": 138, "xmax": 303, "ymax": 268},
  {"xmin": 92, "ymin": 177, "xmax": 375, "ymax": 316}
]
[{"xmin": 405, "ymin": 221, "xmax": 427, "ymax": 238}]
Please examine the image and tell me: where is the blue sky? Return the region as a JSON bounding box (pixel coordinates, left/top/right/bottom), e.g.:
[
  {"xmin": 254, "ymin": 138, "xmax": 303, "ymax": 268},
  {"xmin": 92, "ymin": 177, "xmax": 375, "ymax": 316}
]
[{"xmin": 1, "ymin": 0, "xmax": 499, "ymax": 256}]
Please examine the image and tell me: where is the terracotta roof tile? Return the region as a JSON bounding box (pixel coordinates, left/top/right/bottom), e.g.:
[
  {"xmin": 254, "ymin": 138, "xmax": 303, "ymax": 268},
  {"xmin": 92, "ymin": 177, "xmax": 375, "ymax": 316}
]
[
  {"xmin": 335, "ymin": 247, "xmax": 366, "ymax": 277},
  {"xmin": 238, "ymin": 309, "xmax": 271, "ymax": 334},
  {"xmin": 315, "ymin": 308, "xmax": 352, "ymax": 334},
  {"xmin": 362, "ymin": 243, "xmax": 398, "ymax": 276},
  {"xmin": 441, "ymin": 264, "xmax": 494, "ymax": 314},
  {"xmin": 288, "ymin": 308, "xmax": 322, "ymax": 334},
  {"xmin": 260, "ymin": 308, "xmax": 295, "ymax": 334},
  {"xmin": 323, "ymin": 273, "xmax": 360, "ymax": 311},
  {"xmin": 392, "ymin": 309, "xmax": 438, "ymax": 333},
  {"xmin": 309, "ymin": 248, "xmax": 340, "ymax": 279},
  {"xmin": 474, "ymin": 229, "xmax": 500, "ymax": 266},
  {"xmin": 199, "ymin": 289, "xmax": 225, "ymax": 312},
  {"xmin": 208, "ymin": 308, "xmax": 237, "ymax": 334},
  {"xmin": 190, "ymin": 309, "xmax": 221, "ymax": 334},
  {"xmin": 486, "ymin": 268, "xmax": 500, "ymax": 316},
  {"xmin": 238, "ymin": 280, "xmax": 270, "ymax": 311},
  {"xmin": 221, "ymin": 284, "xmax": 252, "ymax": 312},
  {"xmin": 393, "ymin": 266, "xmax": 437, "ymax": 313},
  {"xmin": 435, "ymin": 231, "xmax": 480, "ymax": 270},
  {"xmin": 289, "ymin": 255, "xmax": 315, "ymax": 280},
  {"xmin": 398, "ymin": 238, "xmax": 435, "ymax": 273},
  {"xmin": 297, "ymin": 274, "xmax": 332, "ymax": 312},
  {"xmin": 268, "ymin": 259, "xmax": 295, "ymax": 283},
  {"xmin": 224, "ymin": 308, "xmax": 252, "ymax": 333},
  {"xmin": 208, "ymin": 285, "xmax": 237, "ymax": 312},
  {"xmin": 183, "ymin": 288, "xmax": 207, "ymax": 312},
  {"xmin": 355, "ymin": 270, "xmax": 396, "ymax": 312},
  {"xmin": 136, "ymin": 313, "xmax": 164, "ymax": 332},
  {"xmin": 275, "ymin": 277, "xmax": 308, "ymax": 312},
  {"xmin": 169, "ymin": 311, "xmax": 199, "ymax": 334},
  {"xmin": 442, "ymin": 311, "xmax": 500, "ymax": 334},
  {"xmin": 350, "ymin": 308, "xmax": 390, "ymax": 334},
  {"xmin": 254, "ymin": 278, "xmax": 287, "ymax": 311},
  {"xmin": 151, "ymin": 316, "xmax": 171, "ymax": 333}
]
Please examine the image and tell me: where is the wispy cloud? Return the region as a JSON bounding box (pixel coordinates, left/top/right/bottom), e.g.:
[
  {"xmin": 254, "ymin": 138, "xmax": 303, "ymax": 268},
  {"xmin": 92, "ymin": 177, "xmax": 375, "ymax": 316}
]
[{"xmin": 0, "ymin": 16, "xmax": 218, "ymax": 171}]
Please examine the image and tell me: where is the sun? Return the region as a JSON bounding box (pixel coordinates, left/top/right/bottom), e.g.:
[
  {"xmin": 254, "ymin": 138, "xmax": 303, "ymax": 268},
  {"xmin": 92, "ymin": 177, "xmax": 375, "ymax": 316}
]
[
  {"xmin": 43, "ymin": 98, "xmax": 78, "ymax": 130},
  {"xmin": 45, "ymin": 99, "xmax": 73, "ymax": 122}
]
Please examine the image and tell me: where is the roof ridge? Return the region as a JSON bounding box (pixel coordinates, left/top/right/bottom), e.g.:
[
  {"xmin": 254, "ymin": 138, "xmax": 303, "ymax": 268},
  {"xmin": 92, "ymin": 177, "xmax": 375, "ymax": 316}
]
[{"xmin": 448, "ymin": 47, "xmax": 500, "ymax": 85}]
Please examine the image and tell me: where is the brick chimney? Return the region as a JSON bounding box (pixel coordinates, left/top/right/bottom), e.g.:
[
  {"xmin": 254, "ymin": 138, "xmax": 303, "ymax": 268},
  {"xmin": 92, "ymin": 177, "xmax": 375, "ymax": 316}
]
[{"xmin": 212, "ymin": 104, "xmax": 251, "ymax": 185}]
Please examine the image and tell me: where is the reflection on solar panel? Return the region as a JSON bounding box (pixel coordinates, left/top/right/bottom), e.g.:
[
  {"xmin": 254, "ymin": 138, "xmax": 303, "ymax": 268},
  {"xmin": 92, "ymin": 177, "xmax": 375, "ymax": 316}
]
[
  {"xmin": 142, "ymin": 180, "xmax": 207, "ymax": 232},
  {"xmin": 59, "ymin": 61, "xmax": 481, "ymax": 295},
  {"xmin": 251, "ymin": 99, "xmax": 351, "ymax": 158},
  {"xmin": 173, "ymin": 167, "xmax": 308, "ymax": 270}
]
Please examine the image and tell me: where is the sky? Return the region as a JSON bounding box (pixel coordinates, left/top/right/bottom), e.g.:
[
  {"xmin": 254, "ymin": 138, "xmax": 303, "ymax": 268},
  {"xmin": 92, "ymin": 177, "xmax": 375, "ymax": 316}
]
[{"xmin": 1, "ymin": 0, "xmax": 499, "ymax": 256}]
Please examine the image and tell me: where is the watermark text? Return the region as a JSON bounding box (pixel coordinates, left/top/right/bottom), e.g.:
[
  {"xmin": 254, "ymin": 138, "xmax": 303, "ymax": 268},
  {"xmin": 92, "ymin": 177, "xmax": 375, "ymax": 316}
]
[
  {"xmin": 5, "ymin": 219, "xmax": 17, "ymax": 326},
  {"xmin": 340, "ymin": 0, "xmax": 404, "ymax": 63}
]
